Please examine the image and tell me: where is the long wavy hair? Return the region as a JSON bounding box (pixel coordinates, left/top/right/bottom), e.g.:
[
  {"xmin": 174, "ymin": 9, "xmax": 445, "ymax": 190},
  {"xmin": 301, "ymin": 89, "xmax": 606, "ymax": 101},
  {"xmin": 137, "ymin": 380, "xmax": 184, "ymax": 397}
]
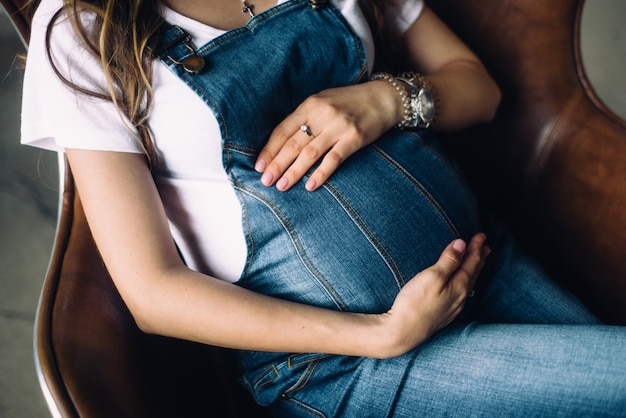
[{"xmin": 28, "ymin": 0, "xmax": 403, "ymax": 167}]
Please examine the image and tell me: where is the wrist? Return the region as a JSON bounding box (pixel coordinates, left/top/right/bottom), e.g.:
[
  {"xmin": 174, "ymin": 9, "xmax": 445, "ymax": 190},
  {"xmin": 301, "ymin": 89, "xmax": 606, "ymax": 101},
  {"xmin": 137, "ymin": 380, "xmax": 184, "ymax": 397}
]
[
  {"xmin": 371, "ymin": 71, "xmax": 439, "ymax": 130},
  {"xmin": 370, "ymin": 72, "xmax": 412, "ymax": 128},
  {"xmin": 351, "ymin": 311, "xmax": 427, "ymax": 359},
  {"xmin": 395, "ymin": 72, "xmax": 439, "ymax": 129}
]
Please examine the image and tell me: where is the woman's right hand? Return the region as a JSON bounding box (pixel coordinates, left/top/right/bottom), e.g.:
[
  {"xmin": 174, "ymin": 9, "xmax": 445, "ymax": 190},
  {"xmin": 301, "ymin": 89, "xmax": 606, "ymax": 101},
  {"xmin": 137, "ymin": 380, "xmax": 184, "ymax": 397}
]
[
  {"xmin": 373, "ymin": 233, "xmax": 489, "ymax": 358},
  {"xmin": 66, "ymin": 146, "xmax": 488, "ymax": 358}
]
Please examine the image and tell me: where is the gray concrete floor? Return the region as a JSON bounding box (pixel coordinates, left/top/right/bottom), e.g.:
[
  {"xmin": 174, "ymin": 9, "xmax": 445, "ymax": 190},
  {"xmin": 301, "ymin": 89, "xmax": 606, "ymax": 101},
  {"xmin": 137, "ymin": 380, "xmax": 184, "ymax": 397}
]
[{"xmin": 1, "ymin": 2, "xmax": 625, "ymax": 417}]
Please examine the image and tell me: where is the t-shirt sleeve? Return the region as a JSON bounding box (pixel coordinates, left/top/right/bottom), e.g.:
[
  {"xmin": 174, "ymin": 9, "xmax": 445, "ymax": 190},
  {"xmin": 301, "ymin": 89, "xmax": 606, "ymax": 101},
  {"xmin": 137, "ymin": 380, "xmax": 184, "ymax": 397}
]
[
  {"xmin": 386, "ymin": 0, "xmax": 425, "ymax": 34},
  {"xmin": 21, "ymin": 0, "xmax": 144, "ymax": 154}
]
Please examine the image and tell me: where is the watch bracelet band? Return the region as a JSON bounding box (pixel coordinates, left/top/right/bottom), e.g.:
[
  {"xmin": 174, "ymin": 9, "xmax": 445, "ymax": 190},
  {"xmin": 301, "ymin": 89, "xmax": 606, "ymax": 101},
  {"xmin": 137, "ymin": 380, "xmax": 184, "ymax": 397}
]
[
  {"xmin": 370, "ymin": 72, "xmax": 413, "ymax": 128},
  {"xmin": 396, "ymin": 71, "xmax": 438, "ymax": 129}
]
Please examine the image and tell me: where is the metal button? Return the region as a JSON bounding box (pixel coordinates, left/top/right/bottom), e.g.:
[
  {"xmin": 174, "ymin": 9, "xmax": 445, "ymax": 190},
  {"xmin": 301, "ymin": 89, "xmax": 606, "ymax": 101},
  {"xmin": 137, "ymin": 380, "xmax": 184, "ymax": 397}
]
[{"xmin": 182, "ymin": 55, "xmax": 205, "ymax": 74}]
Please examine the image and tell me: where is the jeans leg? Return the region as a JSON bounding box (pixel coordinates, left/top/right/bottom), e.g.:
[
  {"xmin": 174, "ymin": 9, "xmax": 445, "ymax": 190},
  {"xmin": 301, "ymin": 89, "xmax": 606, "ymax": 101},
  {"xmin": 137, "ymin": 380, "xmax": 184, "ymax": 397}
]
[
  {"xmin": 478, "ymin": 234, "xmax": 601, "ymax": 325},
  {"xmin": 271, "ymin": 323, "xmax": 626, "ymax": 417}
]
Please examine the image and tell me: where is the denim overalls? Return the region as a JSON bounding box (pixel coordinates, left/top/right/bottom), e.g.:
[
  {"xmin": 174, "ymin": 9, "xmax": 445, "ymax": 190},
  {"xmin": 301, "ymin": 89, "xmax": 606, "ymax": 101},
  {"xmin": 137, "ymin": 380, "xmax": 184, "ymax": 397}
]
[{"xmin": 154, "ymin": 0, "xmax": 481, "ymax": 413}]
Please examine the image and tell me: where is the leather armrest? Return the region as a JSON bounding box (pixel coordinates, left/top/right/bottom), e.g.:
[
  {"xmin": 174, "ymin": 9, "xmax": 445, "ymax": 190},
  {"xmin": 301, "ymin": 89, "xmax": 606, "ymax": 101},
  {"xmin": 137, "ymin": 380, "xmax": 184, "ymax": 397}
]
[
  {"xmin": 428, "ymin": 0, "xmax": 626, "ymax": 323},
  {"xmin": 36, "ymin": 162, "xmax": 268, "ymax": 417}
]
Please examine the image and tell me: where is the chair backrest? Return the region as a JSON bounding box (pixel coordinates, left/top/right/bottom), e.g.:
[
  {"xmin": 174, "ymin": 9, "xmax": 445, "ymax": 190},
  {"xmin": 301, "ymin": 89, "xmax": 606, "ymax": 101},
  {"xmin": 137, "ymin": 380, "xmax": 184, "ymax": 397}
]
[
  {"xmin": 7, "ymin": 0, "xmax": 626, "ymax": 416},
  {"xmin": 427, "ymin": 0, "xmax": 626, "ymax": 323},
  {"xmin": 36, "ymin": 162, "xmax": 265, "ymax": 417}
]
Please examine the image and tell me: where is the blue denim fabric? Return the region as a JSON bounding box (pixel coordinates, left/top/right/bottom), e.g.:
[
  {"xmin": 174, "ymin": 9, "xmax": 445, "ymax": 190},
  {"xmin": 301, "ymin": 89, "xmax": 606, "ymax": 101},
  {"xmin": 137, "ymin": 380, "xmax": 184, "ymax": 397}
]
[
  {"xmin": 154, "ymin": 0, "xmax": 479, "ymax": 310},
  {"xmin": 154, "ymin": 1, "xmax": 626, "ymax": 416},
  {"xmin": 265, "ymin": 323, "xmax": 626, "ymax": 418}
]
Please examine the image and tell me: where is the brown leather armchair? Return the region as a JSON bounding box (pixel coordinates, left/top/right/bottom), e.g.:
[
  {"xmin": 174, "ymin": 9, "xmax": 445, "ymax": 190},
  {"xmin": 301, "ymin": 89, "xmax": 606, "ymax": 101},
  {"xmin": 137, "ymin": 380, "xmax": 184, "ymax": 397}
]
[{"xmin": 4, "ymin": 0, "xmax": 625, "ymax": 416}]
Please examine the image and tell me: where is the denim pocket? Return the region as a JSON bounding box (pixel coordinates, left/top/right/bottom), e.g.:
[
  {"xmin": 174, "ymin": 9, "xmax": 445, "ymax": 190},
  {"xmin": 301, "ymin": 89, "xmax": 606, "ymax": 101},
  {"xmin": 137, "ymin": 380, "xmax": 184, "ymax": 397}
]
[
  {"xmin": 244, "ymin": 352, "xmax": 330, "ymax": 407},
  {"xmin": 282, "ymin": 353, "xmax": 331, "ymax": 396}
]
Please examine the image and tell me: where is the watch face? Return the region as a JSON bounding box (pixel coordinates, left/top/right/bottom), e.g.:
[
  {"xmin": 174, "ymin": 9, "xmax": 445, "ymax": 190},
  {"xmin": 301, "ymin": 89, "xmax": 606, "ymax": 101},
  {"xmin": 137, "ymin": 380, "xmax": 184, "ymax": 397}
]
[{"xmin": 418, "ymin": 89, "xmax": 435, "ymax": 122}]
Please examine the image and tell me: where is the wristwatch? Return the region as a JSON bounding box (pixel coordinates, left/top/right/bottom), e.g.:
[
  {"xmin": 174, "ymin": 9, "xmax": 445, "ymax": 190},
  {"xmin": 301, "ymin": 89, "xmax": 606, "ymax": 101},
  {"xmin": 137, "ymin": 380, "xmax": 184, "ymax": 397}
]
[{"xmin": 396, "ymin": 72, "xmax": 437, "ymax": 129}]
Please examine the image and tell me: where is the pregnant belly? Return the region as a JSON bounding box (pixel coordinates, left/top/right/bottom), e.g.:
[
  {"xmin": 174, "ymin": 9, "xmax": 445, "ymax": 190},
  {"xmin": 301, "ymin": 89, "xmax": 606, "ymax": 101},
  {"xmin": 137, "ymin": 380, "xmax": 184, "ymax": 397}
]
[{"xmin": 231, "ymin": 130, "xmax": 481, "ymax": 313}]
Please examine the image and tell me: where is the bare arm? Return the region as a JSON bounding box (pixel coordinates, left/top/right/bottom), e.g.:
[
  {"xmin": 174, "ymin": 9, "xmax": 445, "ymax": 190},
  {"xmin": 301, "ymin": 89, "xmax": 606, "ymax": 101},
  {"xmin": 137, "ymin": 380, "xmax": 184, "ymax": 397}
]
[
  {"xmin": 66, "ymin": 148, "xmax": 487, "ymax": 359},
  {"xmin": 403, "ymin": 6, "xmax": 501, "ymax": 131},
  {"xmin": 255, "ymin": 5, "xmax": 501, "ymax": 191}
]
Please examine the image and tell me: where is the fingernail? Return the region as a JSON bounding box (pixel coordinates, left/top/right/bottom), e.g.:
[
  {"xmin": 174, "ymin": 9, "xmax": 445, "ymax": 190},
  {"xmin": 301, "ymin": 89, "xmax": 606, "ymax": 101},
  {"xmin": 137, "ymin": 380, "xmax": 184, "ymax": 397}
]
[
  {"xmin": 276, "ymin": 177, "xmax": 289, "ymax": 191},
  {"xmin": 305, "ymin": 178, "xmax": 317, "ymax": 191},
  {"xmin": 255, "ymin": 158, "xmax": 267, "ymax": 172},
  {"xmin": 452, "ymin": 239, "xmax": 466, "ymax": 253},
  {"xmin": 261, "ymin": 172, "xmax": 274, "ymax": 186}
]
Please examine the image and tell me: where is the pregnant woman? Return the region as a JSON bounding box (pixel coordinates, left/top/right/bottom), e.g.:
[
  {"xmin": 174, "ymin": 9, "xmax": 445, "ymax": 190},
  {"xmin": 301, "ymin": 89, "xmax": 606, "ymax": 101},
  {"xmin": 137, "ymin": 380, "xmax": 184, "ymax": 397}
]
[{"xmin": 22, "ymin": 0, "xmax": 626, "ymax": 416}]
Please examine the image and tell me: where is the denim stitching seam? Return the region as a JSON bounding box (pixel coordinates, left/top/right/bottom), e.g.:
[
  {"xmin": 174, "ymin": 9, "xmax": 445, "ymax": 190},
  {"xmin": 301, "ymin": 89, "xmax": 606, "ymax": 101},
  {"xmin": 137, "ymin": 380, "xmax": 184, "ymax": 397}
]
[
  {"xmin": 322, "ymin": 181, "xmax": 406, "ymax": 289},
  {"xmin": 233, "ymin": 181, "xmax": 349, "ymax": 311},
  {"xmin": 371, "ymin": 144, "xmax": 460, "ymax": 237},
  {"xmin": 252, "ymin": 364, "xmax": 279, "ymax": 393},
  {"xmin": 285, "ymin": 360, "xmax": 320, "ymax": 396},
  {"xmin": 236, "ymin": 189, "xmax": 255, "ymax": 282},
  {"xmin": 405, "ymin": 131, "xmax": 478, "ymax": 206},
  {"xmin": 288, "ymin": 353, "xmax": 331, "ymax": 368}
]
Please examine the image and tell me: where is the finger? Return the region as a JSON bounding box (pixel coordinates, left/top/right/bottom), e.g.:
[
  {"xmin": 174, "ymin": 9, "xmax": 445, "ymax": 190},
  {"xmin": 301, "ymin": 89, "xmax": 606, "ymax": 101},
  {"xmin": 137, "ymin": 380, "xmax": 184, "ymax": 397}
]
[
  {"xmin": 450, "ymin": 233, "xmax": 488, "ymax": 296},
  {"xmin": 304, "ymin": 137, "xmax": 362, "ymax": 191},
  {"xmin": 274, "ymin": 135, "xmax": 337, "ymax": 191},
  {"xmin": 430, "ymin": 238, "xmax": 466, "ymax": 279},
  {"xmin": 255, "ymin": 124, "xmax": 291, "ymax": 173},
  {"xmin": 260, "ymin": 126, "xmax": 317, "ymax": 187},
  {"xmin": 256, "ymin": 115, "xmax": 307, "ymax": 174},
  {"xmin": 462, "ymin": 232, "xmax": 488, "ymax": 274}
]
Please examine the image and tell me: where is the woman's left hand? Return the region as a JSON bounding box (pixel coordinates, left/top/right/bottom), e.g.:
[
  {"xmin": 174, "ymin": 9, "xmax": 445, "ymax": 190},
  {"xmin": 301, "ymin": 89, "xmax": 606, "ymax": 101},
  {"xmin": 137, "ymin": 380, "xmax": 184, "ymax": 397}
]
[{"xmin": 255, "ymin": 81, "xmax": 402, "ymax": 192}]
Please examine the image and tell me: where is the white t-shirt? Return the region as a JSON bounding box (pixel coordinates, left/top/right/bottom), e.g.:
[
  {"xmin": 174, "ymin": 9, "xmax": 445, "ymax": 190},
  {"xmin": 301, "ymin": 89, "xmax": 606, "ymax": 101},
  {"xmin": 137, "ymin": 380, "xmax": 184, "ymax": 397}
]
[{"xmin": 21, "ymin": 0, "xmax": 424, "ymax": 282}]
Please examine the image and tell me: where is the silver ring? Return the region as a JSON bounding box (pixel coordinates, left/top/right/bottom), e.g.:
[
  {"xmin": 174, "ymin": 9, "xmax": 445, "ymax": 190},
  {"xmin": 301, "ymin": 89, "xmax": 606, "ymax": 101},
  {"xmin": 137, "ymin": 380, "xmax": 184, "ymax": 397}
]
[
  {"xmin": 300, "ymin": 124, "xmax": 314, "ymax": 137},
  {"xmin": 467, "ymin": 289, "xmax": 475, "ymax": 299}
]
